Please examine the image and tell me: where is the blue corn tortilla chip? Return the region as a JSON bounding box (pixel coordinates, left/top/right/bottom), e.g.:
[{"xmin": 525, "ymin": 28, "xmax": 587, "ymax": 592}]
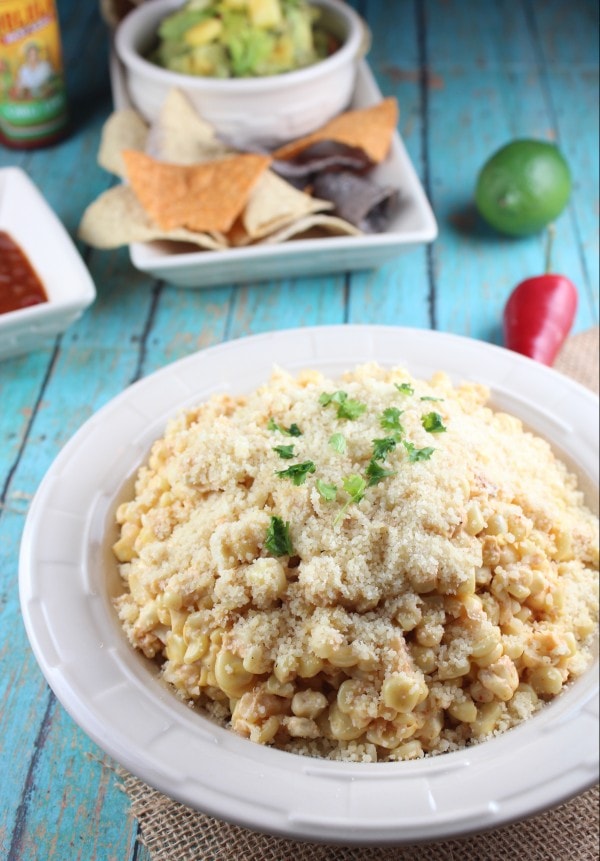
[
  {"xmin": 311, "ymin": 170, "xmax": 400, "ymax": 232},
  {"xmin": 271, "ymin": 140, "xmax": 374, "ymax": 187}
]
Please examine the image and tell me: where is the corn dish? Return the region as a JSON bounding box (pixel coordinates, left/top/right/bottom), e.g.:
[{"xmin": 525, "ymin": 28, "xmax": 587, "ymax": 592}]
[{"xmin": 113, "ymin": 364, "xmax": 599, "ymax": 762}]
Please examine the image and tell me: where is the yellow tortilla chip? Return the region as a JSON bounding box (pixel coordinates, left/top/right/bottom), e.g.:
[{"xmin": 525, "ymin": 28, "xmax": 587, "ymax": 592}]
[
  {"xmin": 147, "ymin": 88, "xmax": 231, "ymax": 165},
  {"xmin": 226, "ymin": 218, "xmax": 253, "ymax": 247},
  {"xmin": 258, "ymin": 214, "xmax": 362, "ymax": 244},
  {"xmin": 272, "ymin": 98, "xmax": 399, "ymax": 164},
  {"xmin": 242, "ymin": 170, "xmax": 332, "ymax": 240},
  {"xmin": 78, "ymin": 185, "xmax": 227, "ymax": 250},
  {"xmin": 98, "ymin": 109, "xmax": 149, "ymax": 178},
  {"xmin": 122, "ymin": 150, "xmax": 272, "ymax": 233}
]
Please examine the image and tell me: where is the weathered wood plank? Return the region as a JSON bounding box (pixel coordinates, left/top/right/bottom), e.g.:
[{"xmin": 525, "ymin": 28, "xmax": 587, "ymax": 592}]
[
  {"xmin": 228, "ymin": 276, "xmax": 347, "ymax": 340},
  {"xmin": 0, "ymin": 5, "xmax": 157, "ymax": 856},
  {"xmin": 425, "ymin": 0, "xmax": 536, "ymax": 67},
  {"xmin": 524, "ymin": 0, "xmax": 599, "ymax": 67},
  {"xmin": 1, "ymin": 686, "xmax": 139, "ymax": 861},
  {"xmin": 348, "ymin": 0, "xmax": 432, "ymax": 329},
  {"xmin": 539, "ymin": 66, "xmax": 599, "ymax": 321},
  {"xmin": 138, "ymin": 283, "xmax": 234, "ymax": 377},
  {"xmin": 422, "ymin": 0, "xmax": 598, "ymax": 343}
]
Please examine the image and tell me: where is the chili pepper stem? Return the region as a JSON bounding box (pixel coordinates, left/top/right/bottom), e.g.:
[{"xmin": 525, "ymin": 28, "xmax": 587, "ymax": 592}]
[{"xmin": 545, "ymin": 224, "xmax": 556, "ymax": 274}]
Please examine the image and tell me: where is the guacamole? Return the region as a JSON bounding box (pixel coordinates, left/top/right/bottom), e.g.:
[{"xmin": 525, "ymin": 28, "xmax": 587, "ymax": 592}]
[{"xmin": 150, "ymin": 0, "xmax": 337, "ymax": 78}]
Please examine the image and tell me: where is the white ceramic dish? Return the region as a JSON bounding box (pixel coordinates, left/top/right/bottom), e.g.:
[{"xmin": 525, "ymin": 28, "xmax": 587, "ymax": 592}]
[
  {"xmin": 109, "ymin": 55, "xmax": 438, "ymax": 288},
  {"xmin": 115, "ymin": 0, "xmax": 367, "ymax": 147},
  {"xmin": 0, "ymin": 167, "xmax": 96, "ymax": 362},
  {"xmin": 19, "ymin": 326, "xmax": 598, "ymax": 845}
]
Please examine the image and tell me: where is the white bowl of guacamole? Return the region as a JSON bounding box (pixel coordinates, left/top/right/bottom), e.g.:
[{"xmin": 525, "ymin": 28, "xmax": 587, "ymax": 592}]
[{"xmin": 115, "ymin": 0, "xmax": 368, "ymax": 148}]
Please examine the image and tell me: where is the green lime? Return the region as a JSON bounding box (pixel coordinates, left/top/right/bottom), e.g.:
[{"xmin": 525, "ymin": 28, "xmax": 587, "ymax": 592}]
[{"xmin": 475, "ymin": 139, "xmax": 572, "ymax": 236}]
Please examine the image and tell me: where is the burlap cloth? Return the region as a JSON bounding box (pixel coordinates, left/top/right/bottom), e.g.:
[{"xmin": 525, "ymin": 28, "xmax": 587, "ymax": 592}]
[{"xmin": 121, "ymin": 328, "xmax": 600, "ymax": 861}]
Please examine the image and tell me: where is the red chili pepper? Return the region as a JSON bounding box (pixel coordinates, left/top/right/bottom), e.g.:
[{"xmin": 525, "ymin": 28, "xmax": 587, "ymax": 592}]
[
  {"xmin": 503, "ymin": 230, "xmax": 578, "ymax": 366},
  {"xmin": 503, "ymin": 273, "xmax": 578, "ymax": 366}
]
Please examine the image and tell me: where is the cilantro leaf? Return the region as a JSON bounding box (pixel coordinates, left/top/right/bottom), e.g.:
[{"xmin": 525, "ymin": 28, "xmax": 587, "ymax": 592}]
[
  {"xmin": 334, "ymin": 474, "xmax": 367, "ymax": 526},
  {"xmin": 372, "ymin": 437, "xmax": 397, "ymax": 461},
  {"xmin": 319, "ymin": 390, "xmax": 348, "ymax": 407},
  {"xmin": 342, "ymin": 474, "xmax": 367, "ymax": 503},
  {"xmin": 403, "ymin": 441, "xmax": 435, "ymax": 462},
  {"xmin": 337, "ymin": 399, "xmax": 367, "ymax": 421},
  {"xmin": 422, "ymin": 412, "xmax": 447, "ymax": 433},
  {"xmin": 329, "ymin": 433, "xmax": 347, "ymax": 455},
  {"xmin": 320, "ymin": 390, "xmax": 366, "ymax": 421},
  {"xmin": 273, "ymin": 444, "xmax": 296, "ymax": 460},
  {"xmin": 268, "ymin": 418, "xmax": 302, "ymax": 437},
  {"xmin": 395, "ymin": 383, "xmax": 414, "ymax": 395},
  {"xmin": 316, "ymin": 480, "xmax": 337, "ymax": 501},
  {"xmin": 265, "ymin": 516, "xmax": 294, "ymax": 557},
  {"xmin": 276, "ymin": 461, "xmax": 316, "ymax": 486},
  {"xmin": 380, "ymin": 407, "xmax": 404, "ymax": 435},
  {"xmin": 366, "ymin": 459, "xmax": 397, "ymax": 487}
]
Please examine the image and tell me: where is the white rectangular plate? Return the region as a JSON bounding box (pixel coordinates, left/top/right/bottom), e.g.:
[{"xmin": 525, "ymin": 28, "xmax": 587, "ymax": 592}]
[{"xmin": 111, "ymin": 56, "xmax": 438, "ymax": 288}]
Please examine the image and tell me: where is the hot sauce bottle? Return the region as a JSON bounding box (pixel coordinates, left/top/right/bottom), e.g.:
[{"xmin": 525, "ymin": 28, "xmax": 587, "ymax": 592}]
[{"xmin": 0, "ymin": 0, "xmax": 69, "ymax": 148}]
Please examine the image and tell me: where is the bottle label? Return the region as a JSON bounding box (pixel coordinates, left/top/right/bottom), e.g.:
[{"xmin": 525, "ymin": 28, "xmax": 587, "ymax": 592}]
[{"xmin": 0, "ymin": 0, "xmax": 68, "ymax": 143}]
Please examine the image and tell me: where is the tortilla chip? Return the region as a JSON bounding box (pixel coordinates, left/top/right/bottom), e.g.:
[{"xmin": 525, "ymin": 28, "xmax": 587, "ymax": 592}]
[
  {"xmin": 78, "ymin": 185, "xmax": 226, "ymax": 250},
  {"xmin": 242, "ymin": 170, "xmax": 332, "ymax": 240},
  {"xmin": 146, "ymin": 88, "xmax": 231, "ymax": 165},
  {"xmin": 226, "ymin": 218, "xmax": 253, "ymax": 247},
  {"xmin": 258, "ymin": 214, "xmax": 363, "ymax": 244},
  {"xmin": 272, "ymin": 98, "xmax": 399, "ymax": 164},
  {"xmin": 98, "ymin": 109, "xmax": 149, "ymax": 178},
  {"xmin": 122, "ymin": 150, "xmax": 272, "ymax": 233},
  {"xmin": 272, "ymin": 140, "xmax": 374, "ymax": 186},
  {"xmin": 207, "ymin": 230, "xmax": 230, "ymax": 246},
  {"xmin": 312, "ymin": 170, "xmax": 399, "ymax": 232}
]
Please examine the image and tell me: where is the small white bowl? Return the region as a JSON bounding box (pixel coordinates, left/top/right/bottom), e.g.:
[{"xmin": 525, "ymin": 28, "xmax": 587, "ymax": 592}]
[
  {"xmin": 0, "ymin": 167, "xmax": 96, "ymax": 362},
  {"xmin": 115, "ymin": 0, "xmax": 368, "ymax": 148}
]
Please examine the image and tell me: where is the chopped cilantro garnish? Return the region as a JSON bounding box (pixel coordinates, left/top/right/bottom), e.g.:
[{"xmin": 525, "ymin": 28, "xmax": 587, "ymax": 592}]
[
  {"xmin": 320, "ymin": 391, "xmax": 367, "ymax": 421},
  {"xmin": 342, "ymin": 474, "xmax": 367, "ymax": 502},
  {"xmin": 366, "ymin": 459, "xmax": 397, "ymax": 487},
  {"xmin": 420, "ymin": 396, "xmax": 444, "ymax": 402},
  {"xmin": 276, "ymin": 461, "xmax": 316, "ymax": 486},
  {"xmin": 422, "ymin": 412, "xmax": 447, "ymax": 433},
  {"xmin": 338, "ymin": 398, "xmax": 367, "ymax": 421},
  {"xmin": 329, "ymin": 433, "xmax": 347, "ymax": 455},
  {"xmin": 319, "ymin": 390, "xmax": 347, "ymax": 407},
  {"xmin": 265, "ymin": 516, "xmax": 294, "ymax": 557},
  {"xmin": 395, "ymin": 383, "xmax": 414, "ymax": 395},
  {"xmin": 316, "ymin": 479, "xmax": 337, "ymax": 501},
  {"xmin": 273, "ymin": 444, "xmax": 296, "ymax": 460},
  {"xmin": 403, "ymin": 441, "xmax": 435, "ymax": 462},
  {"xmin": 380, "ymin": 407, "xmax": 404, "ymax": 435},
  {"xmin": 372, "ymin": 437, "xmax": 397, "ymax": 461},
  {"xmin": 267, "ymin": 418, "xmax": 302, "ymax": 437},
  {"xmin": 334, "ymin": 474, "xmax": 367, "ymax": 526}
]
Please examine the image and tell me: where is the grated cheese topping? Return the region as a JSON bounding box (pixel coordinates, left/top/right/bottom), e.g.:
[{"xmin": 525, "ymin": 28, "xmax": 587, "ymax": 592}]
[{"xmin": 113, "ymin": 364, "xmax": 599, "ymax": 761}]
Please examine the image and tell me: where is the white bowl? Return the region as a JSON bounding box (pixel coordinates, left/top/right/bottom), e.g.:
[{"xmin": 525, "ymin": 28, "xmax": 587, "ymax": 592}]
[
  {"xmin": 115, "ymin": 0, "xmax": 368, "ymax": 148},
  {"xmin": 0, "ymin": 167, "xmax": 96, "ymax": 362},
  {"xmin": 19, "ymin": 326, "xmax": 599, "ymax": 845}
]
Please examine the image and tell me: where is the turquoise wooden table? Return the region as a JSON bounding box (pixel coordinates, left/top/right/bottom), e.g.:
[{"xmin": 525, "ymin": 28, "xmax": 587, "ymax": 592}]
[{"xmin": 1, "ymin": 1, "xmax": 598, "ymax": 858}]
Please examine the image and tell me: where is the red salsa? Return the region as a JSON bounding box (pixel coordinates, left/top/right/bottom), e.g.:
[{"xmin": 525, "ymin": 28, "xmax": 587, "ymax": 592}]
[{"xmin": 0, "ymin": 231, "xmax": 48, "ymax": 315}]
